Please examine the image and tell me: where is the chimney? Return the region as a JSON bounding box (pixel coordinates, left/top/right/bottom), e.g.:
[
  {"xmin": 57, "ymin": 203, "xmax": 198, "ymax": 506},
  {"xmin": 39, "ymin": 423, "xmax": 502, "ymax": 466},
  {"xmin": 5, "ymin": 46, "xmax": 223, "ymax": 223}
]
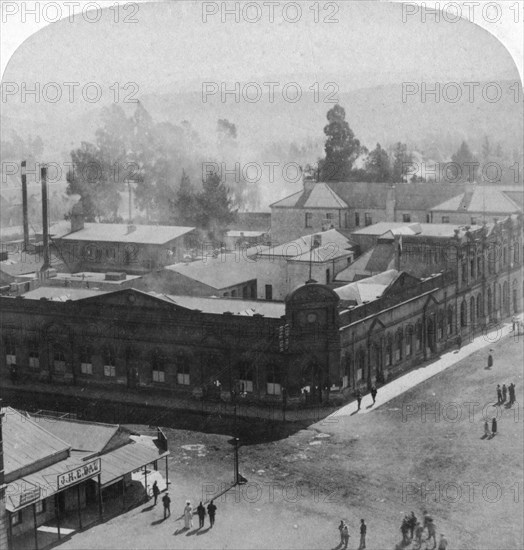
[
  {"xmin": 40, "ymin": 165, "xmax": 50, "ymax": 273},
  {"xmin": 21, "ymin": 161, "xmax": 30, "ymax": 252},
  {"xmin": 386, "ymin": 185, "xmax": 396, "ymax": 222},
  {"xmin": 303, "ymin": 172, "xmax": 316, "ymax": 193},
  {"xmin": 71, "ymin": 202, "xmax": 85, "ymax": 232}
]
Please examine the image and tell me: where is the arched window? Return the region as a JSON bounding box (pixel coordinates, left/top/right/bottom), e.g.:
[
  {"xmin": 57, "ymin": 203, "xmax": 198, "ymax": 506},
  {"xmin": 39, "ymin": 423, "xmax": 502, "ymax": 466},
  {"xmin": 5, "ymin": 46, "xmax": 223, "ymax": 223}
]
[
  {"xmin": 437, "ymin": 314, "xmax": 444, "ymax": 340},
  {"xmin": 385, "ymin": 336, "xmax": 393, "ymax": 367},
  {"xmin": 416, "ymin": 321, "xmax": 423, "ymax": 350},
  {"xmin": 237, "ymin": 361, "xmax": 253, "ymax": 393},
  {"xmin": 460, "ymin": 301, "xmax": 467, "ymax": 328},
  {"xmin": 470, "ymin": 296, "xmax": 476, "ymax": 325},
  {"xmin": 447, "ymin": 307, "xmax": 454, "ymax": 335},
  {"xmin": 405, "ymin": 326, "xmax": 413, "ymax": 357},
  {"xmin": 512, "ymin": 279, "xmax": 519, "ymax": 313},
  {"xmin": 4, "ymin": 334, "xmax": 16, "ymax": 366},
  {"xmin": 104, "ymin": 348, "xmax": 116, "ymax": 377},
  {"xmin": 343, "ymin": 355, "xmax": 352, "ymax": 388},
  {"xmin": 395, "ymin": 330, "xmax": 403, "ymax": 362},
  {"xmin": 28, "ymin": 339, "xmax": 40, "ymax": 369},
  {"xmin": 80, "ymin": 346, "xmax": 92, "ymax": 375},
  {"xmin": 356, "ymin": 349, "xmax": 366, "ymax": 381},
  {"xmin": 487, "ymin": 286, "xmax": 492, "ymax": 316},
  {"xmin": 152, "ymin": 351, "xmax": 166, "ymax": 383},
  {"xmin": 476, "ymin": 294, "xmax": 482, "ymax": 319},
  {"xmin": 176, "ymin": 354, "xmax": 190, "ymax": 385},
  {"xmin": 503, "ymin": 281, "xmax": 510, "ymax": 314},
  {"xmin": 53, "ymin": 346, "xmax": 66, "ymax": 373}
]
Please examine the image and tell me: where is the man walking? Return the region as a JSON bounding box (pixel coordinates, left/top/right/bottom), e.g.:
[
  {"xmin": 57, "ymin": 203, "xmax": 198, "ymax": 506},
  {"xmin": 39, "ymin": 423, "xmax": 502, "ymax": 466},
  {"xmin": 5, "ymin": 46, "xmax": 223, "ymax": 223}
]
[
  {"xmin": 162, "ymin": 493, "xmax": 171, "ymax": 519},
  {"xmin": 359, "ymin": 519, "xmax": 367, "ymax": 549},
  {"xmin": 152, "ymin": 480, "xmax": 160, "ymax": 505},
  {"xmin": 502, "ymin": 384, "xmax": 507, "ymax": 403},
  {"xmin": 488, "ymin": 351, "xmax": 494, "ymax": 368},
  {"xmin": 427, "ymin": 519, "xmax": 437, "ymax": 549},
  {"xmin": 492, "ymin": 417, "xmax": 497, "ymax": 436},
  {"xmin": 342, "ymin": 522, "xmax": 350, "ymax": 549},
  {"xmin": 356, "ymin": 390, "xmax": 362, "ymax": 411},
  {"xmin": 338, "ymin": 520, "xmax": 345, "ymax": 546},
  {"xmin": 371, "ymin": 386, "xmax": 377, "ymax": 405},
  {"xmin": 207, "ymin": 500, "xmax": 217, "ymax": 528},
  {"xmin": 496, "ymin": 385, "xmax": 502, "ymax": 404},
  {"xmin": 509, "ymin": 383, "xmax": 515, "ymax": 404},
  {"xmin": 196, "ymin": 501, "xmax": 206, "ymax": 528}
]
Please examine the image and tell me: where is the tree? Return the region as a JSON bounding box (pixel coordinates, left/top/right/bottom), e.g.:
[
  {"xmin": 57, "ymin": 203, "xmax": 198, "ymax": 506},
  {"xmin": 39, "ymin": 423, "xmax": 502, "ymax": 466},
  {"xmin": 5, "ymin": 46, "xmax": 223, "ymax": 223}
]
[
  {"xmin": 319, "ymin": 105, "xmax": 361, "ymax": 182},
  {"xmin": 365, "ymin": 143, "xmax": 391, "ymax": 182},
  {"xmin": 197, "ymin": 173, "xmax": 237, "ymax": 241},
  {"xmin": 173, "ymin": 170, "xmax": 199, "ymax": 226},
  {"xmin": 449, "ymin": 141, "xmax": 478, "ymax": 183},
  {"xmin": 391, "ymin": 142, "xmax": 414, "ymax": 183}
]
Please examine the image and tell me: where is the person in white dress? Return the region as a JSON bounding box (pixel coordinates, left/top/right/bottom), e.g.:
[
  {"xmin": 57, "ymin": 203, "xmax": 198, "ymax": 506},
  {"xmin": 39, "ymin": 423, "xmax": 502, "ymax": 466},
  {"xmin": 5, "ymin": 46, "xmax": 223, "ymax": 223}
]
[{"xmin": 184, "ymin": 501, "xmax": 193, "ymax": 529}]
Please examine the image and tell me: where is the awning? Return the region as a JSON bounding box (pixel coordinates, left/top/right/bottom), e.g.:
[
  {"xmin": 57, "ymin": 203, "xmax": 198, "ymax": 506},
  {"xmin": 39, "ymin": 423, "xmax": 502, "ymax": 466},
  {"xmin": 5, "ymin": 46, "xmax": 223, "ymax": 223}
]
[
  {"xmin": 5, "ymin": 451, "xmax": 94, "ymax": 512},
  {"xmin": 96, "ymin": 441, "xmax": 169, "ymax": 487}
]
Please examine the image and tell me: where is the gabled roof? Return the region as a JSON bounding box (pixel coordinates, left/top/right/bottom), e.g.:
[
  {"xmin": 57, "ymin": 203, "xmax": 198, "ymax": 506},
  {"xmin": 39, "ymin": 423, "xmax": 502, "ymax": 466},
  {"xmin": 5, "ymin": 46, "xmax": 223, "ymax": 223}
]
[
  {"xmin": 55, "ymin": 223, "xmax": 195, "ymax": 244},
  {"xmin": 302, "ymin": 183, "xmax": 348, "ymax": 209},
  {"xmin": 431, "ymin": 186, "xmax": 523, "ymax": 214},
  {"xmin": 1, "ymin": 407, "xmax": 71, "ymax": 478},
  {"xmin": 334, "ymin": 269, "xmax": 400, "ymax": 304}
]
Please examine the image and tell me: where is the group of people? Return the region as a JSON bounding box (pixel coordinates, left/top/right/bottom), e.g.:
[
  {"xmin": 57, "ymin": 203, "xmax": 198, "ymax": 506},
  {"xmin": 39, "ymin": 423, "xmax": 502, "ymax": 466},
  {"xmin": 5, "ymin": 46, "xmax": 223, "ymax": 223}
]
[
  {"xmin": 337, "ymin": 519, "xmax": 367, "ymax": 550},
  {"xmin": 355, "ymin": 385, "xmax": 378, "ymax": 411},
  {"xmin": 496, "ymin": 383, "xmax": 516, "ymax": 406},
  {"xmin": 398, "ymin": 511, "xmax": 448, "ymax": 549},
  {"xmin": 151, "ymin": 480, "xmax": 217, "ymax": 530}
]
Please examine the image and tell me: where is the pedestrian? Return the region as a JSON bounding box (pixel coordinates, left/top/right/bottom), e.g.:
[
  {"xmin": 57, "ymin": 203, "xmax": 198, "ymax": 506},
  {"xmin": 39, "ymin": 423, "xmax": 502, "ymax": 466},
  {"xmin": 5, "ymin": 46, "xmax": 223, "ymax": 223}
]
[
  {"xmin": 438, "ymin": 533, "xmax": 448, "ymax": 550},
  {"xmin": 371, "ymin": 385, "xmax": 377, "ymax": 405},
  {"xmin": 502, "ymin": 384, "xmax": 507, "ymax": 402},
  {"xmin": 207, "ymin": 500, "xmax": 217, "ymax": 528},
  {"xmin": 457, "ymin": 334, "xmax": 462, "ymax": 350},
  {"xmin": 427, "ymin": 520, "xmax": 437, "ymax": 549},
  {"xmin": 359, "ymin": 519, "xmax": 367, "ymax": 549},
  {"xmin": 152, "ymin": 480, "xmax": 160, "ymax": 505},
  {"xmin": 356, "ymin": 390, "xmax": 362, "ymax": 411},
  {"xmin": 196, "ymin": 501, "xmax": 206, "ymax": 528},
  {"xmin": 509, "ymin": 383, "xmax": 516, "ymax": 404},
  {"xmin": 414, "ymin": 521, "xmax": 424, "ymax": 549},
  {"xmin": 183, "ymin": 501, "xmax": 193, "ymax": 529},
  {"xmin": 491, "ymin": 417, "xmax": 497, "ymax": 436},
  {"xmin": 484, "ymin": 420, "xmax": 491, "ymax": 437},
  {"xmin": 162, "ymin": 492, "xmax": 171, "ymax": 519},
  {"xmin": 488, "ymin": 351, "xmax": 493, "ymax": 368},
  {"xmin": 338, "ymin": 520, "xmax": 345, "ymax": 546},
  {"xmin": 408, "ymin": 511, "xmax": 417, "ymax": 539},
  {"xmin": 512, "ymin": 315, "xmax": 517, "ymax": 332},
  {"xmin": 401, "ymin": 517, "xmax": 410, "ymax": 544},
  {"xmin": 496, "ymin": 384, "xmax": 502, "ymax": 404},
  {"xmin": 342, "ymin": 522, "xmax": 350, "ymax": 549}
]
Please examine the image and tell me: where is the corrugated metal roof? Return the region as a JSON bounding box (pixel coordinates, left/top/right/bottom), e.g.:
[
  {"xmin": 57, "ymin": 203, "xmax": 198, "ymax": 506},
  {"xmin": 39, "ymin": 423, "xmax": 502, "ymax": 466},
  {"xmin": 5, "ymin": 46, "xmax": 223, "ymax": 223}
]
[
  {"xmin": 21, "ymin": 287, "xmax": 108, "ymax": 301},
  {"xmin": 302, "ymin": 183, "xmax": 348, "ymax": 209},
  {"xmin": 29, "ymin": 416, "xmax": 120, "ymax": 453},
  {"xmin": 56, "ymin": 223, "xmax": 195, "ymax": 244},
  {"xmin": 97, "ymin": 441, "xmax": 169, "ymax": 486},
  {"xmin": 2, "ymin": 407, "xmax": 71, "ymax": 478}
]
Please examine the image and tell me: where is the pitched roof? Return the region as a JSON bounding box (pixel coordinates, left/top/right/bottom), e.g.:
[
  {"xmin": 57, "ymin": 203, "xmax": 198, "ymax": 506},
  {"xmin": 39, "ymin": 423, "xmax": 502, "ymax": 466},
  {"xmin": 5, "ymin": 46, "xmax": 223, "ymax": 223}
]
[
  {"xmin": 55, "ymin": 223, "xmax": 195, "ymax": 244},
  {"xmin": 430, "ymin": 186, "xmax": 523, "ymax": 214},
  {"xmin": 334, "ymin": 269, "xmax": 400, "ymax": 304},
  {"xmin": 21, "ymin": 287, "xmax": 108, "ymax": 301},
  {"xmin": 302, "ymin": 183, "xmax": 348, "ymax": 208},
  {"xmin": 1, "ymin": 407, "xmax": 71, "ymax": 478},
  {"xmin": 29, "ymin": 416, "xmax": 121, "ymax": 453},
  {"xmin": 153, "ymin": 293, "xmax": 285, "ymax": 318}
]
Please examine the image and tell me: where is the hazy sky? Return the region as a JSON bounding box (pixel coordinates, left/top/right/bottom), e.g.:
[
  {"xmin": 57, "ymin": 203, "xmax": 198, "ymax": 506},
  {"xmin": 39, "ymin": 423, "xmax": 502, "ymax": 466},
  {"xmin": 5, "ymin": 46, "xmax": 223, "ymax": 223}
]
[{"xmin": 2, "ymin": 0, "xmax": 521, "ymax": 97}]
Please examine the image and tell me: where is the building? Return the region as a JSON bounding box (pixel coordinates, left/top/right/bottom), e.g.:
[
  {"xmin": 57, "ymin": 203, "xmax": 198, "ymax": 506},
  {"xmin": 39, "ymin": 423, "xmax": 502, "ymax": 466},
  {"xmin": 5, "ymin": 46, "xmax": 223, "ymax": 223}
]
[
  {"xmin": 430, "ymin": 184, "xmax": 524, "ymax": 225},
  {"xmin": 137, "ymin": 228, "xmax": 356, "ymax": 301},
  {"xmin": 52, "ymin": 204, "xmax": 196, "ymax": 274},
  {"xmin": 2, "ymin": 406, "xmax": 169, "ymax": 550},
  {"xmin": 270, "ymin": 176, "xmax": 464, "ymax": 243},
  {"xmin": 1, "ymin": 209, "xmax": 521, "ymax": 409}
]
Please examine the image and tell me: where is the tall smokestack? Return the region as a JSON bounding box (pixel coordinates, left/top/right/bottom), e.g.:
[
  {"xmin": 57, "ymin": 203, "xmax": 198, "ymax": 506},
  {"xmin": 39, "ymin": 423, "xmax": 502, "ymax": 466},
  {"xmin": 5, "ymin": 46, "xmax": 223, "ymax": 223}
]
[
  {"xmin": 40, "ymin": 165, "xmax": 50, "ymax": 272},
  {"xmin": 21, "ymin": 160, "xmax": 29, "ymax": 252}
]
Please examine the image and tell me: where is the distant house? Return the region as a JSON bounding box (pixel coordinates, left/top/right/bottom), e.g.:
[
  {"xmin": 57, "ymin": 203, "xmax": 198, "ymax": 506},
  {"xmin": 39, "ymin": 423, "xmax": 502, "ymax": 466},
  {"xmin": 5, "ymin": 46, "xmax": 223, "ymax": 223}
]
[
  {"xmin": 270, "ymin": 175, "xmax": 464, "ymax": 243},
  {"xmin": 52, "ymin": 205, "xmax": 196, "ymax": 274},
  {"xmin": 429, "ymin": 184, "xmax": 523, "ymax": 225}
]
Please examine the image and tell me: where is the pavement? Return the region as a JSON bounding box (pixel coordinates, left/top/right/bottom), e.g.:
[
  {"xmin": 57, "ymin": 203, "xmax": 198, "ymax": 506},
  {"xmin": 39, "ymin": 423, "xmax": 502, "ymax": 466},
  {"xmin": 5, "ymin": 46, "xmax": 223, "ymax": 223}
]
[{"xmin": 328, "ymin": 315, "xmax": 522, "ymax": 419}]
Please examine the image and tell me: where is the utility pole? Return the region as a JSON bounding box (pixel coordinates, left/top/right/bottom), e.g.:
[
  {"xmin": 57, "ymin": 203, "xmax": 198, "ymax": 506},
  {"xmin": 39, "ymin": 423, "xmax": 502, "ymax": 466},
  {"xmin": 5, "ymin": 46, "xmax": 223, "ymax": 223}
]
[{"xmin": 0, "ymin": 400, "xmax": 10, "ymax": 550}]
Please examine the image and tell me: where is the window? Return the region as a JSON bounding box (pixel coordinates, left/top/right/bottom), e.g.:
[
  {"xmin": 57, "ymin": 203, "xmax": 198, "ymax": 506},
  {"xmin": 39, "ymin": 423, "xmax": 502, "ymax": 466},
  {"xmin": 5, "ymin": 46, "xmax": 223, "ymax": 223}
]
[
  {"xmin": 441, "ymin": 216, "xmax": 449, "ymax": 223},
  {"xmin": 395, "ymin": 331, "xmax": 403, "ymax": 362},
  {"xmin": 152, "ymin": 353, "xmax": 165, "ymax": 383},
  {"xmin": 28, "ymin": 341, "xmax": 39, "ymax": 369},
  {"xmin": 238, "ymin": 362, "xmax": 253, "ymax": 393},
  {"xmin": 402, "ymin": 214, "xmax": 411, "ymax": 223},
  {"xmin": 11, "ymin": 511, "xmax": 22, "ymax": 526},
  {"xmin": 364, "ymin": 213, "xmax": 372, "ymax": 226},
  {"xmin": 447, "ymin": 308, "xmax": 453, "ymax": 335},
  {"xmin": 266, "ymin": 365, "xmax": 281, "ymax": 395},
  {"xmin": 470, "ymin": 259, "xmax": 475, "ymax": 279},
  {"xmin": 177, "ymin": 363, "xmax": 190, "ymax": 385},
  {"xmin": 54, "ymin": 348, "xmax": 66, "ymax": 373},
  {"xmin": 35, "ymin": 500, "xmax": 46, "ymax": 515},
  {"xmin": 325, "ymin": 212, "xmax": 333, "ymax": 221},
  {"xmin": 416, "ymin": 322, "xmax": 422, "ymax": 350},
  {"xmin": 104, "ymin": 349, "xmax": 116, "ymax": 377},
  {"xmin": 460, "ymin": 301, "xmax": 467, "ymax": 327},
  {"xmin": 438, "ymin": 318, "xmax": 444, "ymax": 340},
  {"xmin": 80, "ymin": 347, "xmax": 92, "ymax": 375},
  {"xmin": 231, "ymin": 290, "xmax": 237, "ymax": 297},
  {"xmin": 385, "ymin": 337, "xmax": 392, "ymax": 367},
  {"xmin": 503, "ymin": 246, "xmax": 508, "ymax": 265},
  {"xmin": 405, "ymin": 328, "xmax": 412, "ymax": 357},
  {"xmin": 461, "ymin": 260, "xmax": 467, "ymax": 283},
  {"xmin": 356, "ymin": 350, "xmax": 365, "ymax": 381},
  {"xmin": 265, "ymin": 284, "xmax": 273, "ymax": 301},
  {"xmin": 355, "ymin": 212, "xmax": 360, "ymax": 227},
  {"xmin": 305, "ymin": 212, "xmax": 312, "ymax": 228},
  {"xmin": 345, "ymin": 212, "xmax": 350, "ymax": 228},
  {"xmin": 514, "ymin": 242, "xmax": 519, "ymax": 263},
  {"xmin": 4, "ymin": 335, "xmax": 16, "ymax": 365}
]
